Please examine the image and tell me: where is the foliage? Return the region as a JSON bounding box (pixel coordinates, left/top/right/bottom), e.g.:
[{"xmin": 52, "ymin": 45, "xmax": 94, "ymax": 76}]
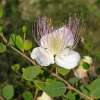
[
  {"xmin": 87, "ymin": 78, "xmax": 100, "ymax": 99},
  {"xmin": 22, "ymin": 66, "xmax": 43, "ymax": 81},
  {"xmin": 22, "ymin": 91, "xmax": 33, "ymax": 100},
  {"xmin": 2, "ymin": 85, "xmax": 14, "ymax": 100},
  {"xmin": 0, "ymin": 0, "xmax": 100, "ymax": 100},
  {"xmin": 35, "ymin": 79, "xmax": 66, "ymax": 97}
]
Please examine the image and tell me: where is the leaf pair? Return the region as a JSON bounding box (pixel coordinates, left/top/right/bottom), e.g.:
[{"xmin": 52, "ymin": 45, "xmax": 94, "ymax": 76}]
[
  {"xmin": 9, "ymin": 34, "xmax": 32, "ymax": 51},
  {"xmin": 2, "ymin": 85, "xmax": 14, "ymax": 100}
]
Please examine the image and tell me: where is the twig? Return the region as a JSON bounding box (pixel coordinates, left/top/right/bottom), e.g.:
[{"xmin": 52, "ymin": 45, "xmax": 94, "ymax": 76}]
[
  {"xmin": 10, "ymin": 46, "xmax": 36, "ymax": 65},
  {"xmin": 0, "ymin": 33, "xmax": 95, "ymax": 100},
  {"xmin": 34, "ymin": 89, "xmax": 38, "ymax": 100}
]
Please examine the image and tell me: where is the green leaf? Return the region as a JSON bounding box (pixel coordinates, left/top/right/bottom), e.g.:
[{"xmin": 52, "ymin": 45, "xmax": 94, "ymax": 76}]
[
  {"xmin": 10, "ymin": 34, "xmax": 16, "ymax": 45},
  {"xmin": 11, "ymin": 64, "xmax": 20, "ymax": 71},
  {"xmin": 22, "ymin": 91, "xmax": 33, "ymax": 100},
  {"xmin": 64, "ymin": 91, "xmax": 76, "ymax": 100},
  {"xmin": 24, "ymin": 40, "xmax": 32, "ymax": 50},
  {"xmin": 35, "ymin": 79, "xmax": 66, "ymax": 97},
  {"xmin": 68, "ymin": 77, "xmax": 80, "ymax": 85},
  {"xmin": 15, "ymin": 35, "xmax": 24, "ymax": 50},
  {"xmin": 0, "ymin": 43, "xmax": 6, "ymax": 53},
  {"xmin": 44, "ymin": 79, "xmax": 66, "ymax": 97},
  {"xmin": 34, "ymin": 80, "xmax": 45, "ymax": 90},
  {"xmin": 87, "ymin": 78, "xmax": 100, "ymax": 98},
  {"xmin": 9, "ymin": 34, "xmax": 32, "ymax": 51},
  {"xmin": 80, "ymin": 85, "xmax": 89, "ymax": 95},
  {"xmin": 58, "ymin": 67, "xmax": 70, "ymax": 76},
  {"xmin": 9, "ymin": 34, "xmax": 24, "ymax": 50},
  {"xmin": 22, "ymin": 66, "xmax": 43, "ymax": 81},
  {"xmin": 9, "ymin": 34, "xmax": 16, "ymax": 45},
  {"xmin": 2, "ymin": 85, "xmax": 14, "ymax": 100}
]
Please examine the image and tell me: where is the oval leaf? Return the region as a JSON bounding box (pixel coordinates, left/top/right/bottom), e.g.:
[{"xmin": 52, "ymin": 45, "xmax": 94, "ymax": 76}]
[
  {"xmin": 35, "ymin": 79, "xmax": 66, "ymax": 97},
  {"xmin": 2, "ymin": 85, "xmax": 14, "ymax": 100},
  {"xmin": 15, "ymin": 35, "xmax": 24, "ymax": 50},
  {"xmin": 34, "ymin": 79, "xmax": 66, "ymax": 97},
  {"xmin": 64, "ymin": 91, "xmax": 76, "ymax": 100},
  {"xmin": 9, "ymin": 34, "xmax": 24, "ymax": 50},
  {"xmin": 24, "ymin": 40, "xmax": 32, "ymax": 50},
  {"xmin": 22, "ymin": 91, "xmax": 33, "ymax": 100},
  {"xmin": 22, "ymin": 66, "xmax": 43, "ymax": 81},
  {"xmin": 44, "ymin": 79, "xmax": 66, "ymax": 97},
  {"xmin": 87, "ymin": 78, "xmax": 100, "ymax": 99}
]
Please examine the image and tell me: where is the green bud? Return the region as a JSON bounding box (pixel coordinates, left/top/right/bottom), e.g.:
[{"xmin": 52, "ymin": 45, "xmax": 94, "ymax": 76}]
[
  {"xmin": 82, "ymin": 62, "xmax": 90, "ymax": 70},
  {"xmin": 11, "ymin": 64, "xmax": 20, "ymax": 71},
  {"xmin": 22, "ymin": 25, "xmax": 27, "ymax": 33}
]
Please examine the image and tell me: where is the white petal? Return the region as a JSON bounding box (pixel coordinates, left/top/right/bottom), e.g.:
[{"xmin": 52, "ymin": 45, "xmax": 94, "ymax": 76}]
[
  {"xmin": 31, "ymin": 47, "xmax": 54, "ymax": 66},
  {"xmin": 55, "ymin": 49, "xmax": 80, "ymax": 69},
  {"xmin": 40, "ymin": 27, "xmax": 74, "ymax": 54},
  {"xmin": 54, "ymin": 27, "xmax": 74, "ymax": 47}
]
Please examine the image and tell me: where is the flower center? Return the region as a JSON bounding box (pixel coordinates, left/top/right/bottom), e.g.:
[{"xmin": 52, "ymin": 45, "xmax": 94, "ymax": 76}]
[
  {"xmin": 40, "ymin": 27, "xmax": 74, "ymax": 55},
  {"xmin": 48, "ymin": 33, "xmax": 64, "ymax": 55}
]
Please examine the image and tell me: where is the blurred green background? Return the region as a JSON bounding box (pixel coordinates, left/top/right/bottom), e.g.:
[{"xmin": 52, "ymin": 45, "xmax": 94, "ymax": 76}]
[{"xmin": 0, "ymin": 0, "xmax": 100, "ymax": 94}]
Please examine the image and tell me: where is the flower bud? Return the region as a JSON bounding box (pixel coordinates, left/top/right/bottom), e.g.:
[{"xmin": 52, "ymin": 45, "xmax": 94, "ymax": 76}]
[
  {"xmin": 83, "ymin": 56, "xmax": 92, "ymax": 65},
  {"xmin": 74, "ymin": 66, "xmax": 88, "ymax": 79},
  {"xmin": 74, "ymin": 56, "xmax": 93, "ymax": 79}
]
